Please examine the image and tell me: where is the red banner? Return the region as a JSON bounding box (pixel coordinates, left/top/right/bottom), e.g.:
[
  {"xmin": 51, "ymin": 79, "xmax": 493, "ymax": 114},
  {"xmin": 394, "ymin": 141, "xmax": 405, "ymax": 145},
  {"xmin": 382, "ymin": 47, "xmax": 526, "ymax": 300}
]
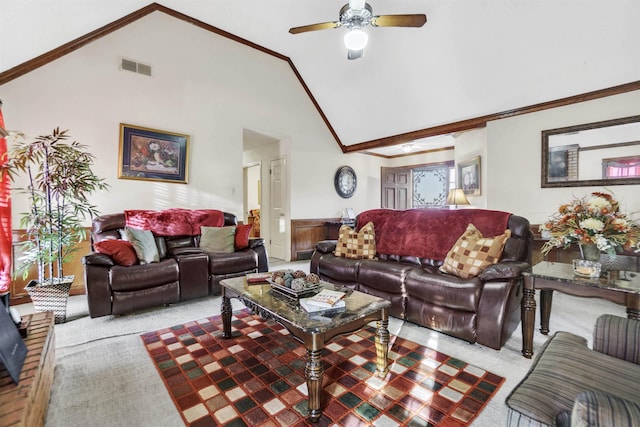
[{"xmin": 0, "ymin": 106, "xmax": 11, "ymax": 294}]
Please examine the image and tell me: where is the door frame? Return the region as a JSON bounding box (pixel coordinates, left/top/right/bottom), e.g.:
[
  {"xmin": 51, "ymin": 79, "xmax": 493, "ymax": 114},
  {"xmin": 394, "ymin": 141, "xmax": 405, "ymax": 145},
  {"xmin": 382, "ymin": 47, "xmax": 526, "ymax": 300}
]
[
  {"xmin": 243, "ymin": 161, "xmax": 261, "ymax": 225},
  {"xmin": 268, "ymin": 156, "xmax": 288, "ymax": 260}
]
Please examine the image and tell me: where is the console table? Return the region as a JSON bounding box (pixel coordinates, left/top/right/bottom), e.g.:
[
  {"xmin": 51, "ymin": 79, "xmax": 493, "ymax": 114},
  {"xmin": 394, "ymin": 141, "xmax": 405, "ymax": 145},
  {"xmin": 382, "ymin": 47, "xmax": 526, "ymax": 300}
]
[
  {"xmin": 521, "ymin": 261, "xmax": 640, "ymax": 358},
  {"xmin": 0, "ymin": 311, "xmax": 55, "ymax": 426}
]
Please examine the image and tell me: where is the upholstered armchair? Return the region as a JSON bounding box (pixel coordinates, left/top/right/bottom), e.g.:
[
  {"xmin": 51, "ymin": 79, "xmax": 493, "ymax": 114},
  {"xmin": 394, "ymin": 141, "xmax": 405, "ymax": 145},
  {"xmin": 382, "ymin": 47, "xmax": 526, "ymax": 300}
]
[{"xmin": 506, "ymin": 315, "xmax": 640, "ymax": 426}]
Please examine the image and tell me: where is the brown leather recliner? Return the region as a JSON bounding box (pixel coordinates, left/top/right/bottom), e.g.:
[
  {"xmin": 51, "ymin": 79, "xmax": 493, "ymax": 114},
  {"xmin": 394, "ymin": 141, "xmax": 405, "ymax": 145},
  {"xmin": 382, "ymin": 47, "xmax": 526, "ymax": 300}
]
[{"xmin": 83, "ymin": 210, "xmax": 268, "ymax": 318}]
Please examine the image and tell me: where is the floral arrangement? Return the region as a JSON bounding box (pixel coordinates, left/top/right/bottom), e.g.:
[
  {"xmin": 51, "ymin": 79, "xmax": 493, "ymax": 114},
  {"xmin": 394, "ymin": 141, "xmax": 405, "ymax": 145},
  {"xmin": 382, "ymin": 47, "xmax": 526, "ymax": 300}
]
[{"xmin": 540, "ymin": 191, "xmax": 640, "ymax": 256}]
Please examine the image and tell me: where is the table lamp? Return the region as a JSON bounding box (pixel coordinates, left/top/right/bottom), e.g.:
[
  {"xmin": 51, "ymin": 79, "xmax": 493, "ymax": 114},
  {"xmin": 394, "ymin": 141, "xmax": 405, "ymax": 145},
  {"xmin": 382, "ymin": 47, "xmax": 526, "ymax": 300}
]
[{"xmin": 446, "ymin": 188, "xmax": 470, "ymax": 209}]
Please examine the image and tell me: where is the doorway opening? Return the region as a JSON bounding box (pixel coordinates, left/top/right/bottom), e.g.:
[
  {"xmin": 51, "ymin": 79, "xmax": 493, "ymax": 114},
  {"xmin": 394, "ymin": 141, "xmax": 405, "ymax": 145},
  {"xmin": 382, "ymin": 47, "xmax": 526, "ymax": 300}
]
[
  {"xmin": 243, "ymin": 163, "xmax": 261, "ymax": 238},
  {"xmin": 242, "ymin": 129, "xmax": 288, "ymax": 261}
]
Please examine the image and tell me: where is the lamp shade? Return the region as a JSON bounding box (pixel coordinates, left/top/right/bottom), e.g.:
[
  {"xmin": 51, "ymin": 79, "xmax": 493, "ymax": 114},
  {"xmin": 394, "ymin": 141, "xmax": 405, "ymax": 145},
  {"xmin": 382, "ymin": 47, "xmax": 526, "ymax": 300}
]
[
  {"xmin": 446, "ymin": 188, "xmax": 470, "ymax": 207},
  {"xmin": 344, "ymin": 29, "xmax": 368, "ymax": 51}
]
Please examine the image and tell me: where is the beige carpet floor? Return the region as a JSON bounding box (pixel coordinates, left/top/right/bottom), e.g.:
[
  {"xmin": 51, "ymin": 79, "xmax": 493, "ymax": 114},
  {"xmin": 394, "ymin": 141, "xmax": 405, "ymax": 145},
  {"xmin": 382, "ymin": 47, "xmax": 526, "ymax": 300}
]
[{"xmin": 14, "ymin": 259, "xmax": 626, "ymax": 426}]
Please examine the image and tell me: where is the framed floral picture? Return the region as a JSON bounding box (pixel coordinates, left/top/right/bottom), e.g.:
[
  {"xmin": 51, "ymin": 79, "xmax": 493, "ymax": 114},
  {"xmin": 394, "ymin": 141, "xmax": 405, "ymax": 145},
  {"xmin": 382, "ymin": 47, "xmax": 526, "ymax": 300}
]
[
  {"xmin": 458, "ymin": 156, "xmax": 481, "ymax": 196},
  {"xmin": 118, "ymin": 123, "xmax": 189, "ymax": 184}
]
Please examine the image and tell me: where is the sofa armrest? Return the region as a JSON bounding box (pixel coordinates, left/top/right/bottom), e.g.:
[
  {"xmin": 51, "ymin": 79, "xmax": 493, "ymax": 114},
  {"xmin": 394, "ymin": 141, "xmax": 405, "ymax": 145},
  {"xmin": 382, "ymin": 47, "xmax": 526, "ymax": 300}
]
[
  {"xmin": 248, "ymin": 238, "xmax": 265, "ymax": 249},
  {"xmin": 315, "ymin": 240, "xmax": 338, "ymax": 254},
  {"xmin": 252, "ymin": 243, "xmax": 269, "ymax": 272},
  {"xmin": 169, "ymin": 246, "xmax": 206, "ymax": 257},
  {"xmin": 82, "ymin": 260, "xmax": 113, "ymax": 318},
  {"xmin": 478, "ymin": 261, "xmax": 529, "ymax": 281},
  {"xmin": 82, "ymin": 252, "xmax": 115, "ymax": 267},
  {"xmin": 569, "ymin": 390, "xmax": 640, "ymax": 427},
  {"xmin": 174, "ymin": 251, "xmax": 209, "ymax": 301},
  {"xmin": 593, "ymin": 315, "xmax": 640, "ymax": 364}
]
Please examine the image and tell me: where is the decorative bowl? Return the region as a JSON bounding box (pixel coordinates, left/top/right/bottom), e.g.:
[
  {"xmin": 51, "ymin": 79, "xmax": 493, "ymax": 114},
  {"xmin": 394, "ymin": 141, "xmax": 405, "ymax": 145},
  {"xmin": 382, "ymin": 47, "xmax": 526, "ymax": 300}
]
[
  {"xmin": 573, "ymin": 259, "xmax": 601, "ymax": 278},
  {"xmin": 268, "ymin": 279, "xmax": 323, "ymax": 300}
]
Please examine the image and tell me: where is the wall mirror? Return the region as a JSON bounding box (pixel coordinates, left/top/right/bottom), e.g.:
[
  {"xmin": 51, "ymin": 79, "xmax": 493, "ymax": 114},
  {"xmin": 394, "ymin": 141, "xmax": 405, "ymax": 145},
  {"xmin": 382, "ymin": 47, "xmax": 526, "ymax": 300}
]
[{"xmin": 541, "ymin": 115, "xmax": 640, "ymax": 188}]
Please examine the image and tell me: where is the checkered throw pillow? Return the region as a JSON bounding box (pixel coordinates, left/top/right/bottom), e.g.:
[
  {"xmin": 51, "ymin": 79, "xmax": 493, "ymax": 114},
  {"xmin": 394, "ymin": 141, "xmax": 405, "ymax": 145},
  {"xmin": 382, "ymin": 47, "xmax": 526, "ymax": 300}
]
[
  {"xmin": 334, "ymin": 221, "xmax": 376, "ymax": 260},
  {"xmin": 439, "ymin": 223, "xmax": 511, "ymax": 279}
]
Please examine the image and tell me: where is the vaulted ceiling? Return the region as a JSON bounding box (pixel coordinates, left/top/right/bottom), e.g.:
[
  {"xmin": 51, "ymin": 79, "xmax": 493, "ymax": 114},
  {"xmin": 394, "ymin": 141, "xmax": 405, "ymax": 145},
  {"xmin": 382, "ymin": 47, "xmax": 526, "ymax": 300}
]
[{"xmin": 1, "ymin": 1, "xmax": 639, "ymax": 156}]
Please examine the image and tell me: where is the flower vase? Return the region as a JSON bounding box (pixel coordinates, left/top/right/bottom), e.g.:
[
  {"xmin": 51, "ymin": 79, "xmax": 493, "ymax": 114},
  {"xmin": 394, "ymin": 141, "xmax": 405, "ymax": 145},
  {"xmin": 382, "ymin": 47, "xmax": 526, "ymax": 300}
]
[{"xmin": 579, "ymin": 244, "xmax": 601, "ymax": 262}]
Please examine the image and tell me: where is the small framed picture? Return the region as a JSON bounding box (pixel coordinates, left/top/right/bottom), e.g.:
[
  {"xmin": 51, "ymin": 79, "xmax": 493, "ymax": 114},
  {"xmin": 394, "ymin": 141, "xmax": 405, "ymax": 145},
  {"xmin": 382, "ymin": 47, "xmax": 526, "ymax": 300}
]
[
  {"xmin": 458, "ymin": 156, "xmax": 481, "ymax": 196},
  {"xmin": 118, "ymin": 123, "xmax": 189, "ymax": 184}
]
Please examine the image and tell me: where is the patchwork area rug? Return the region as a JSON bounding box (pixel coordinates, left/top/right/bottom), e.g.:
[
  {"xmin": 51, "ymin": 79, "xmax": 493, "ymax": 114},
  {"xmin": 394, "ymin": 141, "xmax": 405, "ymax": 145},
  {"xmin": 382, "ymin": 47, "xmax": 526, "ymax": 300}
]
[{"xmin": 141, "ymin": 310, "xmax": 504, "ymax": 426}]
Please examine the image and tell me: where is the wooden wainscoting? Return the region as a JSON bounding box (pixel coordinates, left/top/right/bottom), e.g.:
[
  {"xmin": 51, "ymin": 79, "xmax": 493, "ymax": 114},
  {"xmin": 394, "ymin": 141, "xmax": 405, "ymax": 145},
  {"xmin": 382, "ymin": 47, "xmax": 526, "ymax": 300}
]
[
  {"xmin": 290, "ymin": 218, "xmax": 341, "ymax": 261},
  {"xmin": 10, "ymin": 229, "xmax": 89, "ymax": 305}
]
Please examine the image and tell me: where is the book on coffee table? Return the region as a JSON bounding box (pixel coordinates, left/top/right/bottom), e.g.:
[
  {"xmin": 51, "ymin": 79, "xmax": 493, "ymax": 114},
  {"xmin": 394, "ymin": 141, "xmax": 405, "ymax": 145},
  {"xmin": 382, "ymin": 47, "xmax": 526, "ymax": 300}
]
[
  {"xmin": 246, "ymin": 272, "xmax": 272, "ymax": 284},
  {"xmin": 304, "ymin": 289, "xmax": 346, "ymax": 308},
  {"xmin": 300, "ymin": 297, "xmax": 346, "ymax": 313}
]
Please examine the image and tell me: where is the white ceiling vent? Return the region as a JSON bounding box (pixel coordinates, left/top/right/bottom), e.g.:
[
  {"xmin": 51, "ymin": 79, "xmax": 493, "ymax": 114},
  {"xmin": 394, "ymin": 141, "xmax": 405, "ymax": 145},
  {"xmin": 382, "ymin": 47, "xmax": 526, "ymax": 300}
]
[{"xmin": 120, "ymin": 57, "xmax": 152, "ymax": 77}]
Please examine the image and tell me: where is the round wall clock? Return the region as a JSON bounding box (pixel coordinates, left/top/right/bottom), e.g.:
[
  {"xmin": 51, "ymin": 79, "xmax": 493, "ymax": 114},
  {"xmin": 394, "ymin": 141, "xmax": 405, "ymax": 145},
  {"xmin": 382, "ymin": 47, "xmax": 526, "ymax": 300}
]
[{"xmin": 334, "ymin": 166, "xmax": 357, "ymax": 198}]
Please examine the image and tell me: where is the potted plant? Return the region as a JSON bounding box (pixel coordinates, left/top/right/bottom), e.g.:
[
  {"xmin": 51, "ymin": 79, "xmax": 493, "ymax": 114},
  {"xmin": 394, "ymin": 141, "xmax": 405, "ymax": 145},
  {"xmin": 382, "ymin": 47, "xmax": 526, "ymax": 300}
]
[{"xmin": 5, "ymin": 128, "xmax": 108, "ymax": 322}]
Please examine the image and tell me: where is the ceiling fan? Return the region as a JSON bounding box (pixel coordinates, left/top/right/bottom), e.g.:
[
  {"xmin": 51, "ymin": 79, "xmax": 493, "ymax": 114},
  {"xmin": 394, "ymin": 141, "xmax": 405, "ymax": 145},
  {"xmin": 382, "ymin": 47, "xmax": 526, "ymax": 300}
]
[{"xmin": 289, "ymin": 0, "xmax": 427, "ymax": 60}]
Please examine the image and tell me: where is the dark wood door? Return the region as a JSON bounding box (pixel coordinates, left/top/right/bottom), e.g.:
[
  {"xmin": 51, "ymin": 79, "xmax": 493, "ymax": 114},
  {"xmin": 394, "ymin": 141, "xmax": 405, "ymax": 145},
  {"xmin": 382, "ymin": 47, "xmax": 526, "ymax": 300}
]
[{"xmin": 381, "ymin": 167, "xmax": 411, "ymax": 209}]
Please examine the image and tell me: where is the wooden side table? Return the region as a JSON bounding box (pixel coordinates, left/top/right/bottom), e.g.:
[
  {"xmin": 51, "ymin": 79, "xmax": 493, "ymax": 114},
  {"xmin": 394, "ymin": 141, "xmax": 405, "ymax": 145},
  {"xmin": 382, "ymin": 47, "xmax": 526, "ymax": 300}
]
[
  {"xmin": 0, "ymin": 311, "xmax": 55, "ymax": 426},
  {"xmin": 521, "ymin": 262, "xmax": 640, "ymax": 358}
]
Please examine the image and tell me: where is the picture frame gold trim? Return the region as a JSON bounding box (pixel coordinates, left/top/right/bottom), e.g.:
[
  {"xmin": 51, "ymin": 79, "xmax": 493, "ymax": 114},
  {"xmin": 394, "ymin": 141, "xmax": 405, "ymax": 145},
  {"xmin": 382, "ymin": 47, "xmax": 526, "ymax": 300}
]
[
  {"xmin": 118, "ymin": 123, "xmax": 189, "ymax": 184},
  {"xmin": 458, "ymin": 156, "xmax": 481, "ymax": 196}
]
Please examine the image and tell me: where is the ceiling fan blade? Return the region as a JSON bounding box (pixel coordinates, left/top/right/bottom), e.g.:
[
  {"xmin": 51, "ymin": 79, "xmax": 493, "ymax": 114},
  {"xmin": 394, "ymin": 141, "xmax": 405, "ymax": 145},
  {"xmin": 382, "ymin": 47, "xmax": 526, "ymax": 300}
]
[
  {"xmin": 371, "ymin": 14, "xmax": 427, "ymax": 28},
  {"xmin": 289, "ymin": 21, "xmax": 341, "ymax": 34}
]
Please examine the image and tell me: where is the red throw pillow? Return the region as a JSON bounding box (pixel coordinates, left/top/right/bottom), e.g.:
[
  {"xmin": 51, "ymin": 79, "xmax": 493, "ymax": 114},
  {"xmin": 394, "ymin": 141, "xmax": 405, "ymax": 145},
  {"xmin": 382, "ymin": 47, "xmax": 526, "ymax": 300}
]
[
  {"xmin": 94, "ymin": 240, "xmax": 138, "ymax": 266},
  {"xmin": 235, "ymin": 224, "xmax": 253, "ymax": 250}
]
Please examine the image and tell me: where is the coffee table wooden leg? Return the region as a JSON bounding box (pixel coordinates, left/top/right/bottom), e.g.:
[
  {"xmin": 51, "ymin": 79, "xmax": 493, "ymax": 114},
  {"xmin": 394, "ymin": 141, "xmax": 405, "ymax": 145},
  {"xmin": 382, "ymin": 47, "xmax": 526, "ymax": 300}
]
[
  {"xmin": 521, "ymin": 279, "xmax": 536, "ymax": 358},
  {"xmin": 305, "ymin": 345, "xmax": 324, "ymax": 423},
  {"xmin": 627, "ymin": 294, "xmax": 640, "ymax": 320},
  {"xmin": 221, "ymin": 295, "xmax": 233, "ymax": 339},
  {"xmin": 375, "ymin": 315, "xmax": 390, "ymax": 377},
  {"xmin": 540, "ymin": 289, "xmax": 553, "ymax": 335}
]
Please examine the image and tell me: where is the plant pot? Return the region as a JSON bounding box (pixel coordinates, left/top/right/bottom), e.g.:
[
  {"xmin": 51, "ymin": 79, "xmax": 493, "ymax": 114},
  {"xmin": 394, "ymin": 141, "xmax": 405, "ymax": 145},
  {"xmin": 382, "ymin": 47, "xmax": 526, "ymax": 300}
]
[{"xmin": 25, "ymin": 276, "xmax": 74, "ymax": 323}]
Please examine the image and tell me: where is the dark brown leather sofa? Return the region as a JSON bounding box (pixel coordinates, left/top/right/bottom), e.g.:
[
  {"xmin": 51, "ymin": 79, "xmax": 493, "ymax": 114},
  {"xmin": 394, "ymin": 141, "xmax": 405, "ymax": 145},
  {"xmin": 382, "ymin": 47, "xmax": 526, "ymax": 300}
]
[
  {"xmin": 83, "ymin": 210, "xmax": 268, "ymax": 318},
  {"xmin": 310, "ymin": 208, "xmax": 532, "ymax": 350}
]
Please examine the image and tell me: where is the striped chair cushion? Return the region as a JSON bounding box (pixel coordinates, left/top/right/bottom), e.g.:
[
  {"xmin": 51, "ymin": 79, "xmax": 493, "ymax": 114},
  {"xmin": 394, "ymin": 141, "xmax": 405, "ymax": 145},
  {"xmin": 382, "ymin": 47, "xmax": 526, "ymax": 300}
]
[
  {"xmin": 505, "ymin": 331, "xmax": 640, "ymax": 426},
  {"xmin": 593, "ymin": 314, "xmax": 640, "ymax": 364},
  {"xmin": 571, "ymin": 390, "xmax": 640, "ymax": 427}
]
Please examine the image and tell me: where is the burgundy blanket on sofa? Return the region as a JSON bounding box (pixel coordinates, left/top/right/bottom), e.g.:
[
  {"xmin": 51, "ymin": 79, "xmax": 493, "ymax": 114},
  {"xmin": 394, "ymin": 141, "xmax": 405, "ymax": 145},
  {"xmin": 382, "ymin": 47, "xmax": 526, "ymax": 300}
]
[
  {"xmin": 356, "ymin": 208, "xmax": 511, "ymax": 261},
  {"xmin": 124, "ymin": 208, "xmax": 225, "ymax": 236}
]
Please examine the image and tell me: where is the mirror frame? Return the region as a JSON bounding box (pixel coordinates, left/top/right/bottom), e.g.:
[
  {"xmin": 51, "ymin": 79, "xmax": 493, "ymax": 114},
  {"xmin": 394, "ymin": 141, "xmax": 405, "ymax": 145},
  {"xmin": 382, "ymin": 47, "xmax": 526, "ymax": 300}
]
[{"xmin": 541, "ymin": 115, "xmax": 640, "ymax": 188}]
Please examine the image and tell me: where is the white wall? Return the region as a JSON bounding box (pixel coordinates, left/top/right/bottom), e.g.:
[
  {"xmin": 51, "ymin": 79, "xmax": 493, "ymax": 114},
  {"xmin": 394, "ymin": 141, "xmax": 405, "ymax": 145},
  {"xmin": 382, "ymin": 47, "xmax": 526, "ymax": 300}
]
[
  {"xmin": 1, "ymin": 12, "xmax": 382, "ymax": 229},
  {"xmin": 289, "ymin": 148, "xmax": 386, "ymax": 219},
  {"xmin": 454, "ymin": 128, "xmax": 488, "ymax": 208},
  {"xmin": 486, "ymin": 90, "xmax": 640, "ymax": 224}
]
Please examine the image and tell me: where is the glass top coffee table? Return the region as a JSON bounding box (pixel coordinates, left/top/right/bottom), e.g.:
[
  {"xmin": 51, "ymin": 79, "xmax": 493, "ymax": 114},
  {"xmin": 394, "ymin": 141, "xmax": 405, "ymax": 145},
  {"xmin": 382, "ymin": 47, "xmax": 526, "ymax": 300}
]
[
  {"xmin": 521, "ymin": 261, "xmax": 640, "ymax": 358},
  {"xmin": 219, "ymin": 276, "xmax": 391, "ymax": 423}
]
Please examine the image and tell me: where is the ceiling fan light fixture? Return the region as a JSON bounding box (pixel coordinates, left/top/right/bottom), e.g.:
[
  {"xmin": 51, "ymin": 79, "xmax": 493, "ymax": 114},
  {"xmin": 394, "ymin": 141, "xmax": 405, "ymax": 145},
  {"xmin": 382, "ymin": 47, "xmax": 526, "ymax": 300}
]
[
  {"xmin": 344, "ymin": 29, "xmax": 368, "ymax": 51},
  {"xmin": 347, "ymin": 49, "xmax": 364, "ymax": 60},
  {"xmin": 349, "ymin": 0, "xmax": 366, "ymax": 11}
]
